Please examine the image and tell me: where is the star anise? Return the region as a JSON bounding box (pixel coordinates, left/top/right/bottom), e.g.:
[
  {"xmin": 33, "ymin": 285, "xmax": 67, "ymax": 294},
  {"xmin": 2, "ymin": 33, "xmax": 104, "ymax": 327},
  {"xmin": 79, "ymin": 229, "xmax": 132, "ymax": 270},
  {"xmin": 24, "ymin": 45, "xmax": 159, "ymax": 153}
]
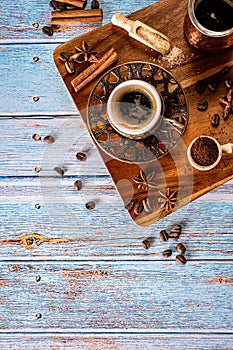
[
  {"xmin": 158, "ymin": 188, "xmax": 177, "ymax": 212},
  {"xmin": 69, "ymin": 41, "xmax": 98, "ymax": 63},
  {"xmin": 219, "ymin": 88, "xmax": 232, "ymax": 120},
  {"xmin": 133, "ymin": 169, "xmax": 157, "ymax": 192}
]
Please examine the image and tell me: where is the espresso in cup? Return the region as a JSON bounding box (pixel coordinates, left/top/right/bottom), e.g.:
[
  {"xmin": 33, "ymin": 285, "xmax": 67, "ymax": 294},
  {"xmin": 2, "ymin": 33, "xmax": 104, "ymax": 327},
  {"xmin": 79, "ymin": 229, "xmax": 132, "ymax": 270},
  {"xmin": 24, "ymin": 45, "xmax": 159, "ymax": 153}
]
[{"xmin": 107, "ymin": 80, "xmax": 163, "ymax": 139}]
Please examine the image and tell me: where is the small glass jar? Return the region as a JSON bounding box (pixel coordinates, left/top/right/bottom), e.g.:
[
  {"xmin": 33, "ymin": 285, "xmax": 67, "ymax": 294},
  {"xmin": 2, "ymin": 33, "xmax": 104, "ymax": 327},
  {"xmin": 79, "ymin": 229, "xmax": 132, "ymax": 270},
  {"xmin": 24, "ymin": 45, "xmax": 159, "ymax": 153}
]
[{"xmin": 183, "ymin": 0, "xmax": 233, "ymax": 53}]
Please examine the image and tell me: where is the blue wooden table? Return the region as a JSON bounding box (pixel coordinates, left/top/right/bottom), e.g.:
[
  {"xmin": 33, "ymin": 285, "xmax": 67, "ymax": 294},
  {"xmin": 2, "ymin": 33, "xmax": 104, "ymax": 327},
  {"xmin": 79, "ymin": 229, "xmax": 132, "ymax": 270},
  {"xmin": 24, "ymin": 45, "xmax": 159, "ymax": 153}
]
[{"xmin": 0, "ymin": 1, "xmax": 233, "ymax": 349}]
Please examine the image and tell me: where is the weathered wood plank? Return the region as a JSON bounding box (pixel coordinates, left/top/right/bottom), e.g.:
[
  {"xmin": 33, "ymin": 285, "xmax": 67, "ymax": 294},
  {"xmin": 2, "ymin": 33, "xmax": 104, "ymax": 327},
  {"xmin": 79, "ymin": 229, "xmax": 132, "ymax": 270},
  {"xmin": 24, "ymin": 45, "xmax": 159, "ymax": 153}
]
[
  {"xmin": 0, "ymin": 45, "xmax": 77, "ymax": 115},
  {"xmin": 0, "ymin": 118, "xmax": 233, "ymax": 194},
  {"xmin": 0, "ymin": 261, "xmax": 232, "ymax": 330},
  {"xmin": 0, "ymin": 177, "xmax": 232, "ymax": 259},
  {"xmin": 0, "ymin": 0, "xmax": 156, "ymax": 42},
  {"xmin": 0, "ymin": 334, "xmax": 233, "ymax": 350}
]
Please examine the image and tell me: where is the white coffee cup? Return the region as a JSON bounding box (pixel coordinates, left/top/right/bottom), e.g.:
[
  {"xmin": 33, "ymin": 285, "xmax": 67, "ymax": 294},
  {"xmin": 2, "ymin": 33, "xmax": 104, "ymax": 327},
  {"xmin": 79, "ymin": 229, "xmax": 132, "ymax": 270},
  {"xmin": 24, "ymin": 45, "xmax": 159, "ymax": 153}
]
[
  {"xmin": 107, "ymin": 80, "xmax": 163, "ymax": 139},
  {"xmin": 187, "ymin": 135, "xmax": 233, "ymax": 171}
]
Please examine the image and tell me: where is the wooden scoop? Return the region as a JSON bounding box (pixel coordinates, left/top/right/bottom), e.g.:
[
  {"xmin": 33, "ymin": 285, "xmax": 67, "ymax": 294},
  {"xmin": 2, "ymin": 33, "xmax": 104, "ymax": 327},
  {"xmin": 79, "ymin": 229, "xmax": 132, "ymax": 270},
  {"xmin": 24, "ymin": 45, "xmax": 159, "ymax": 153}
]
[{"xmin": 111, "ymin": 12, "xmax": 172, "ymax": 55}]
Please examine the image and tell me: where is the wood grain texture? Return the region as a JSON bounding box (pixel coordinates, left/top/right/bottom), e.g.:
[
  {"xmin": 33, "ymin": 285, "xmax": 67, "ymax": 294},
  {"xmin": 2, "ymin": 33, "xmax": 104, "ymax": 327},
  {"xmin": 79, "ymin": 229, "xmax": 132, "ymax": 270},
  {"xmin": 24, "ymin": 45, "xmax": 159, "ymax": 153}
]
[
  {"xmin": 0, "ymin": 261, "xmax": 232, "ymax": 330},
  {"xmin": 0, "ymin": 0, "xmax": 156, "ymax": 42},
  {"xmin": 53, "ymin": 0, "xmax": 233, "ymax": 226},
  {"xmin": 0, "ymin": 334, "xmax": 233, "ymax": 350}
]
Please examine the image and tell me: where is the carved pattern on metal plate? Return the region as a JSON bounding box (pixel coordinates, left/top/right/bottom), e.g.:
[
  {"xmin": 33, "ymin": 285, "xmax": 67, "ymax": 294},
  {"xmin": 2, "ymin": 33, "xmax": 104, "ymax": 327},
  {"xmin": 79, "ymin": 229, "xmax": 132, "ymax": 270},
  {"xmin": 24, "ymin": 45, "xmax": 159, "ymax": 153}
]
[{"xmin": 87, "ymin": 62, "xmax": 188, "ymax": 163}]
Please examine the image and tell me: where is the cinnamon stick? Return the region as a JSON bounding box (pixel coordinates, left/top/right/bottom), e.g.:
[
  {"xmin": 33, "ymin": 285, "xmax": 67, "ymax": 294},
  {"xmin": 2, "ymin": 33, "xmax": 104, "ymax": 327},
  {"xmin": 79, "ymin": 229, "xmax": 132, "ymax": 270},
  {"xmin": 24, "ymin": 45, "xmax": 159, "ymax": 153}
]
[
  {"xmin": 71, "ymin": 48, "xmax": 118, "ymax": 92},
  {"xmin": 51, "ymin": 16, "xmax": 102, "ymax": 24},
  {"xmin": 55, "ymin": 0, "xmax": 86, "ymax": 8},
  {"xmin": 51, "ymin": 9, "xmax": 102, "ymax": 18}
]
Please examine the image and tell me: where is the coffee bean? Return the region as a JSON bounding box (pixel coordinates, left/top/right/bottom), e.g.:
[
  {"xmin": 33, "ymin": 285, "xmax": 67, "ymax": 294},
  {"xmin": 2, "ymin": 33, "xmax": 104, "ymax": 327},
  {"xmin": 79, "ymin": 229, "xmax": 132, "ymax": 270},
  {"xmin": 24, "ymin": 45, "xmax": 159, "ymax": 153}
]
[
  {"xmin": 162, "ymin": 249, "xmax": 172, "ymax": 258},
  {"xmin": 35, "ymin": 204, "xmax": 41, "ymax": 209},
  {"xmin": 169, "ymin": 224, "xmax": 182, "ymax": 240},
  {"xmin": 197, "ymin": 100, "xmax": 208, "ymax": 111},
  {"xmin": 176, "ymin": 243, "xmax": 186, "ymax": 254},
  {"xmin": 85, "ymin": 201, "xmax": 95, "ymax": 210},
  {"xmin": 43, "ymin": 135, "xmax": 55, "ymax": 144},
  {"xmin": 176, "ymin": 254, "xmax": 187, "ymax": 265},
  {"xmin": 125, "ymin": 200, "xmax": 134, "ymax": 210},
  {"xmin": 74, "ymin": 180, "xmax": 82, "ymax": 191},
  {"xmin": 65, "ymin": 60, "xmax": 75, "ymax": 74},
  {"xmin": 33, "ymin": 56, "xmax": 39, "ymax": 62},
  {"xmin": 224, "ymin": 78, "xmax": 233, "ymax": 89},
  {"xmin": 32, "ymin": 134, "xmax": 41, "ymax": 141},
  {"xmin": 33, "ymin": 96, "xmax": 40, "ymax": 102},
  {"xmin": 36, "ymin": 275, "xmax": 41, "ymax": 282},
  {"xmin": 54, "ymin": 167, "xmax": 64, "ymax": 176},
  {"xmin": 36, "ymin": 313, "xmax": 42, "ymax": 319},
  {"xmin": 195, "ymin": 80, "xmax": 205, "ymax": 95},
  {"xmin": 208, "ymin": 80, "xmax": 218, "ymax": 92},
  {"xmin": 76, "ymin": 152, "xmax": 87, "ymax": 161},
  {"xmin": 42, "ymin": 26, "xmax": 54, "ymax": 36},
  {"xmin": 211, "ymin": 113, "xmax": 220, "ymax": 127},
  {"xmin": 91, "ymin": 0, "xmax": 99, "ymax": 9},
  {"xmin": 220, "ymin": 66, "xmax": 231, "ymax": 75},
  {"xmin": 59, "ymin": 52, "xmax": 69, "ymax": 62},
  {"xmin": 142, "ymin": 239, "xmax": 151, "ymax": 249},
  {"xmin": 159, "ymin": 229, "xmax": 169, "ymax": 242}
]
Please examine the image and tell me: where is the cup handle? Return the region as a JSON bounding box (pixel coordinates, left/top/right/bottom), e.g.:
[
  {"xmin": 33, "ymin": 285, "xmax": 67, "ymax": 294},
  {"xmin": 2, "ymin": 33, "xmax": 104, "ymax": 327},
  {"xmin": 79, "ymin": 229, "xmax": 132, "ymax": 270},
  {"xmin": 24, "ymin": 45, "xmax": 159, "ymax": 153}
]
[{"xmin": 221, "ymin": 143, "xmax": 233, "ymax": 153}]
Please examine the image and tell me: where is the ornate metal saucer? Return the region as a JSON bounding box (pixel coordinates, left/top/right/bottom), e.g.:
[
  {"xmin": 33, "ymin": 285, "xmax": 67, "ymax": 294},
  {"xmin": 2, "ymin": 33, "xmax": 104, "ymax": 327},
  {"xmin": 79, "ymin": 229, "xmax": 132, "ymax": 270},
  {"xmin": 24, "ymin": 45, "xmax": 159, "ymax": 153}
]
[{"xmin": 87, "ymin": 62, "xmax": 188, "ymax": 163}]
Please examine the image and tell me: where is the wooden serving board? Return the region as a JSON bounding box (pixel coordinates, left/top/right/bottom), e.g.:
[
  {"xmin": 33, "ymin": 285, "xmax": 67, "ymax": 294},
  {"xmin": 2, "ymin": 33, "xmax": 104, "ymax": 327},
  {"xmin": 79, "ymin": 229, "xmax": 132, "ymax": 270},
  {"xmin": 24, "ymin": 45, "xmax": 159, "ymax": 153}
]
[{"xmin": 53, "ymin": 0, "xmax": 233, "ymax": 227}]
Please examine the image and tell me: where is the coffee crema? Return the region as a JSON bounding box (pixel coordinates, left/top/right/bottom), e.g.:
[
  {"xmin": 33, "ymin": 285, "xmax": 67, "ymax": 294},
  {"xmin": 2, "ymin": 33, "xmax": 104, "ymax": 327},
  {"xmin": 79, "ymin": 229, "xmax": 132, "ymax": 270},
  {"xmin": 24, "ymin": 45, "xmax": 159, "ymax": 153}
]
[{"xmin": 113, "ymin": 88, "xmax": 157, "ymax": 131}]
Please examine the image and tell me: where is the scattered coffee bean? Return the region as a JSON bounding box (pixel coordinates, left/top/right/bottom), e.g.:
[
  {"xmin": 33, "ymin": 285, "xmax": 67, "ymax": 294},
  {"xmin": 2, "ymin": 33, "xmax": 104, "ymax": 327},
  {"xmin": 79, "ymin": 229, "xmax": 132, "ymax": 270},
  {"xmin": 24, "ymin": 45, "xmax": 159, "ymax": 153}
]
[
  {"xmin": 35, "ymin": 204, "xmax": 41, "ymax": 209},
  {"xmin": 42, "ymin": 25, "xmax": 54, "ymax": 36},
  {"xmin": 65, "ymin": 60, "xmax": 75, "ymax": 74},
  {"xmin": 33, "ymin": 96, "xmax": 39, "ymax": 102},
  {"xmin": 32, "ymin": 134, "xmax": 41, "ymax": 141},
  {"xmin": 176, "ymin": 254, "xmax": 187, "ymax": 265},
  {"xmin": 59, "ymin": 52, "xmax": 69, "ymax": 62},
  {"xmin": 207, "ymin": 80, "xmax": 218, "ymax": 92},
  {"xmin": 54, "ymin": 167, "xmax": 65, "ymax": 176},
  {"xmin": 33, "ymin": 56, "xmax": 39, "ymax": 62},
  {"xmin": 36, "ymin": 275, "xmax": 41, "ymax": 282},
  {"xmin": 33, "ymin": 23, "xmax": 39, "ymax": 28},
  {"xmin": 162, "ymin": 249, "xmax": 172, "ymax": 258},
  {"xmin": 176, "ymin": 243, "xmax": 186, "ymax": 254},
  {"xmin": 91, "ymin": 0, "xmax": 99, "ymax": 8},
  {"xmin": 76, "ymin": 152, "xmax": 87, "ymax": 161},
  {"xmin": 124, "ymin": 199, "xmax": 134, "ymax": 210},
  {"xmin": 195, "ymin": 80, "xmax": 205, "ymax": 95},
  {"xmin": 74, "ymin": 180, "xmax": 82, "ymax": 191},
  {"xmin": 35, "ymin": 167, "xmax": 41, "ymax": 173},
  {"xmin": 49, "ymin": 0, "xmax": 66, "ymax": 11},
  {"xmin": 43, "ymin": 135, "xmax": 55, "ymax": 144},
  {"xmin": 36, "ymin": 313, "xmax": 42, "ymax": 319},
  {"xmin": 224, "ymin": 78, "xmax": 233, "ymax": 89},
  {"xmin": 197, "ymin": 100, "xmax": 208, "ymax": 111},
  {"xmin": 220, "ymin": 66, "xmax": 231, "ymax": 75},
  {"xmin": 134, "ymin": 201, "xmax": 144, "ymax": 215},
  {"xmin": 211, "ymin": 113, "xmax": 220, "ymax": 127},
  {"xmin": 159, "ymin": 229, "xmax": 169, "ymax": 242},
  {"xmin": 170, "ymin": 224, "xmax": 182, "ymax": 239},
  {"xmin": 142, "ymin": 239, "xmax": 151, "ymax": 249},
  {"xmin": 85, "ymin": 201, "xmax": 95, "ymax": 210}
]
